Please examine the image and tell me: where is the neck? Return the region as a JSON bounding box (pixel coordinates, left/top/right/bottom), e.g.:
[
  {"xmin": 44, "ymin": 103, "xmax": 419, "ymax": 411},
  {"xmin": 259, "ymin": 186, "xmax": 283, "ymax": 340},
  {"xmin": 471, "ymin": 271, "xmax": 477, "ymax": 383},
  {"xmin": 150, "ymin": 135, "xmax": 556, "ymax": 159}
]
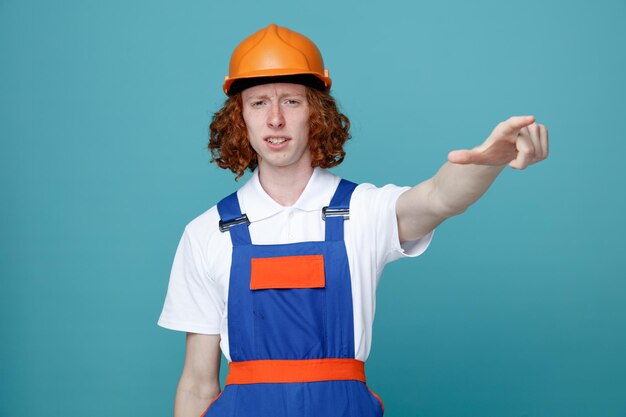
[{"xmin": 257, "ymin": 163, "xmax": 315, "ymax": 206}]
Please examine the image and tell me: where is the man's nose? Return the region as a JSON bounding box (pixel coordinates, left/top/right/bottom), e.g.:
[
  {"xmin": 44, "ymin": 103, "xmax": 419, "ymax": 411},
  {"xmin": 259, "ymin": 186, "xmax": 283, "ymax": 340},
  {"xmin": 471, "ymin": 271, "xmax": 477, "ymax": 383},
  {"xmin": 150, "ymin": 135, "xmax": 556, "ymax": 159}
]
[{"xmin": 267, "ymin": 103, "xmax": 285, "ymax": 128}]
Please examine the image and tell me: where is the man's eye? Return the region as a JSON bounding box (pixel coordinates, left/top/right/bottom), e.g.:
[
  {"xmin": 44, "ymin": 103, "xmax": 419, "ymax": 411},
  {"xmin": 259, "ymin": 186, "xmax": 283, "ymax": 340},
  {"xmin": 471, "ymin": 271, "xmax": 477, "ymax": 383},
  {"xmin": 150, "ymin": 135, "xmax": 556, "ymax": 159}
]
[
  {"xmin": 284, "ymin": 99, "xmax": 300, "ymax": 105},
  {"xmin": 251, "ymin": 100, "xmax": 266, "ymax": 107}
]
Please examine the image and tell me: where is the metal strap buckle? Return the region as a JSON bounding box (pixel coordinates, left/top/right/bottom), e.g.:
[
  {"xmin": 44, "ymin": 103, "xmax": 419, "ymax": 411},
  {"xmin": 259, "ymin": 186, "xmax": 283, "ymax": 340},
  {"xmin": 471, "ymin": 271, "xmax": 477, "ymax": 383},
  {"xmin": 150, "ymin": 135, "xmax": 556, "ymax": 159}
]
[
  {"xmin": 322, "ymin": 207, "xmax": 350, "ymax": 220},
  {"xmin": 219, "ymin": 214, "xmax": 250, "ymax": 232}
]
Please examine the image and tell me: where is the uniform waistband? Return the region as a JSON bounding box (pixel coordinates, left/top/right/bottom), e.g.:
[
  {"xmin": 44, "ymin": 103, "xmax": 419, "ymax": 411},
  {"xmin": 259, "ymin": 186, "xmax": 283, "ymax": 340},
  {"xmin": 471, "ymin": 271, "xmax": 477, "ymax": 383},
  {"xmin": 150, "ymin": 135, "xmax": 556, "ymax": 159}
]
[{"xmin": 225, "ymin": 358, "xmax": 366, "ymax": 385}]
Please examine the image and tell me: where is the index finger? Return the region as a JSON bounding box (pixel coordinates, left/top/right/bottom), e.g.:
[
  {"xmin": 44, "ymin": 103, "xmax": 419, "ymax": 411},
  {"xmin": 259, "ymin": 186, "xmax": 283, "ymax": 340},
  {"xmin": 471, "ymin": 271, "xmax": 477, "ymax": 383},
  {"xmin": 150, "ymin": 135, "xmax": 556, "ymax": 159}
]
[{"xmin": 500, "ymin": 115, "xmax": 536, "ymax": 135}]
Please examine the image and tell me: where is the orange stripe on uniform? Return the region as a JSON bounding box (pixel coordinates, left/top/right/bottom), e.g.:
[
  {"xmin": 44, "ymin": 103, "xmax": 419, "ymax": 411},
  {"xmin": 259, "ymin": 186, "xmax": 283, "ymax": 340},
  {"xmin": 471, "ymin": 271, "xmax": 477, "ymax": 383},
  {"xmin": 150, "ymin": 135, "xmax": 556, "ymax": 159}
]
[
  {"xmin": 225, "ymin": 358, "xmax": 366, "ymax": 385},
  {"xmin": 250, "ymin": 255, "xmax": 325, "ymax": 289},
  {"xmin": 200, "ymin": 391, "xmax": 223, "ymax": 416},
  {"xmin": 367, "ymin": 386, "xmax": 385, "ymax": 413}
]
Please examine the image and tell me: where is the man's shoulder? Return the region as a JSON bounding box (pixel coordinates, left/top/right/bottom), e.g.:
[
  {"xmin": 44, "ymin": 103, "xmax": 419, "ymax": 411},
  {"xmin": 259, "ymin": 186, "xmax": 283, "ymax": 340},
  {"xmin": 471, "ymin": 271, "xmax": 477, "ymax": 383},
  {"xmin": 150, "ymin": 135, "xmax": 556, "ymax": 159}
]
[
  {"xmin": 182, "ymin": 204, "xmax": 222, "ymax": 245},
  {"xmin": 184, "ymin": 181, "xmax": 248, "ymax": 235},
  {"xmin": 352, "ymin": 181, "xmax": 410, "ymax": 201}
]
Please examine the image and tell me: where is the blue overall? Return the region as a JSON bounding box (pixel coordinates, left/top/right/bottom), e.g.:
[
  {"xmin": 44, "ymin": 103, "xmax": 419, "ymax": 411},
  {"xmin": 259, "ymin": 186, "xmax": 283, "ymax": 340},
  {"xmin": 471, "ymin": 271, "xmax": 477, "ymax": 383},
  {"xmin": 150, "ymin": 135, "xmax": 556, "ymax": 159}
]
[{"xmin": 203, "ymin": 179, "xmax": 384, "ymax": 417}]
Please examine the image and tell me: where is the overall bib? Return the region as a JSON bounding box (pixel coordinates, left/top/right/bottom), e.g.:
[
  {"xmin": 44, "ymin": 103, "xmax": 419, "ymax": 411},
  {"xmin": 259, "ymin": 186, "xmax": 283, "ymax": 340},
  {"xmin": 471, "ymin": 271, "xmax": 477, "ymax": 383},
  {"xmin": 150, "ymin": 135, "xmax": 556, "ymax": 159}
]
[{"xmin": 203, "ymin": 179, "xmax": 385, "ymax": 417}]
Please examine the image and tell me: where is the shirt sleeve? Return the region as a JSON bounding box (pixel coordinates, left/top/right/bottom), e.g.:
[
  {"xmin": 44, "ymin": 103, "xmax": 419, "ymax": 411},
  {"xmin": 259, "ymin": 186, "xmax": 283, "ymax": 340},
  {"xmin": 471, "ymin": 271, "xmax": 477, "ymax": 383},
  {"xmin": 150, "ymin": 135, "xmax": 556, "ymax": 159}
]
[
  {"xmin": 157, "ymin": 226, "xmax": 223, "ymax": 334},
  {"xmin": 350, "ymin": 183, "xmax": 434, "ymax": 273},
  {"xmin": 386, "ymin": 185, "xmax": 434, "ymax": 262}
]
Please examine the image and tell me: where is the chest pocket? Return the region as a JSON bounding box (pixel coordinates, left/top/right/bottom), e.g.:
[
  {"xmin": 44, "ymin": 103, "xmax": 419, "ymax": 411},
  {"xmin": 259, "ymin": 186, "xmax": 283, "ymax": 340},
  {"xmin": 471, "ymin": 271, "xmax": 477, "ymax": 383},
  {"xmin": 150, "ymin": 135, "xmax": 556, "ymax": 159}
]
[
  {"xmin": 251, "ymin": 255, "xmax": 325, "ymax": 289},
  {"xmin": 250, "ymin": 254, "xmax": 328, "ymax": 359}
]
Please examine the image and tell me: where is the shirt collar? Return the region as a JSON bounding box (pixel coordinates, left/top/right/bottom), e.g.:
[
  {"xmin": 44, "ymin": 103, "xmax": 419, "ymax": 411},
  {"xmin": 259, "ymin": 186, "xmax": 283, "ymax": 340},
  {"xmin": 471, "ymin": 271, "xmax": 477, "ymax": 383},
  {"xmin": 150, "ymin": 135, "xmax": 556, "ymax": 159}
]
[{"xmin": 238, "ymin": 167, "xmax": 339, "ymax": 222}]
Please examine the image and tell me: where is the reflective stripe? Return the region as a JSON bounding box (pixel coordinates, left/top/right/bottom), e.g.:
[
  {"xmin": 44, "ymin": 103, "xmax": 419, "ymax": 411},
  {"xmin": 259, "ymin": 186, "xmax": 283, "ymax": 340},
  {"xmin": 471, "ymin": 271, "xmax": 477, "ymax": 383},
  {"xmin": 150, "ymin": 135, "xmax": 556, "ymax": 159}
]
[{"xmin": 226, "ymin": 358, "xmax": 366, "ymax": 385}]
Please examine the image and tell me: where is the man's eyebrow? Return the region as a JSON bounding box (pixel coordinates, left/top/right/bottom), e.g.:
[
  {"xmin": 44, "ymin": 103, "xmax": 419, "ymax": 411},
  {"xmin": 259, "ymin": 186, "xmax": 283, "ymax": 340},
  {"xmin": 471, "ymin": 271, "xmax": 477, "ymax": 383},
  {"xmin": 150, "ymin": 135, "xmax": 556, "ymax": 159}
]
[
  {"xmin": 246, "ymin": 92, "xmax": 306, "ymax": 100},
  {"xmin": 246, "ymin": 94, "xmax": 269, "ymax": 100}
]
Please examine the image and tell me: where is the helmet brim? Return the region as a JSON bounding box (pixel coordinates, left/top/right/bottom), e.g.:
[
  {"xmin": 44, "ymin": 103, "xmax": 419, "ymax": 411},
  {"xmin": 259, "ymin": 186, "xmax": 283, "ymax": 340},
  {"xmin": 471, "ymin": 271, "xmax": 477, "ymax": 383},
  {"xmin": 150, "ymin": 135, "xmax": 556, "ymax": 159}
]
[{"xmin": 224, "ymin": 72, "xmax": 331, "ymax": 95}]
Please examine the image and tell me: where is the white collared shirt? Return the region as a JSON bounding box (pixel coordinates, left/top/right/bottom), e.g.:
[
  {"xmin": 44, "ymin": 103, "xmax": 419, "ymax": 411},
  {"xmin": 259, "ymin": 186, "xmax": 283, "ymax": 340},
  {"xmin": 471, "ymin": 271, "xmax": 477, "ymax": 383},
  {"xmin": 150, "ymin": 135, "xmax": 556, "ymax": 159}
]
[{"xmin": 158, "ymin": 168, "xmax": 434, "ymax": 362}]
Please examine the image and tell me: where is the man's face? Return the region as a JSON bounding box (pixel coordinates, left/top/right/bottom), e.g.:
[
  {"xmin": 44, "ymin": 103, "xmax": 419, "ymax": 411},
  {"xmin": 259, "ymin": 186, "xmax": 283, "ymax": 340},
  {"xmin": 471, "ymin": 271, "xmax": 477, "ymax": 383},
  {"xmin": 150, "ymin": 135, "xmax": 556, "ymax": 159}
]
[{"xmin": 241, "ymin": 83, "xmax": 311, "ymax": 173}]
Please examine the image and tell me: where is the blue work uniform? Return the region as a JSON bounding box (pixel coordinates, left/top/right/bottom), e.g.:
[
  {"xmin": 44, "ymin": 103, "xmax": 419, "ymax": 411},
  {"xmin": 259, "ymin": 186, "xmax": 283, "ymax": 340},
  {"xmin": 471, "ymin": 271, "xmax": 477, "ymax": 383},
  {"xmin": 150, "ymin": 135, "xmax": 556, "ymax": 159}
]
[{"xmin": 203, "ymin": 179, "xmax": 385, "ymax": 417}]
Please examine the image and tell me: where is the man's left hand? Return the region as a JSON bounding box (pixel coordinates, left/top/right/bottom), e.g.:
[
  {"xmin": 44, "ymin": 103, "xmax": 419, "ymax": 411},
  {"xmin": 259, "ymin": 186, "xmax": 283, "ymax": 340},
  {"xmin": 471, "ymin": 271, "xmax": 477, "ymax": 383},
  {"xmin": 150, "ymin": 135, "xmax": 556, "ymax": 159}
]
[{"xmin": 447, "ymin": 115, "xmax": 549, "ymax": 169}]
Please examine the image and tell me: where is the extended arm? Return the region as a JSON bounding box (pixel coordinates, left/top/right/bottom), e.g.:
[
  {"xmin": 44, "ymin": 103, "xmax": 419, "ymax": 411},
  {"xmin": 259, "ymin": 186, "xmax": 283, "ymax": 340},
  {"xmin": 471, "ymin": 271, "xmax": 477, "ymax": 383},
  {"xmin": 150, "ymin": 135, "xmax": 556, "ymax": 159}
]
[
  {"xmin": 397, "ymin": 116, "xmax": 549, "ymax": 242},
  {"xmin": 174, "ymin": 333, "xmax": 222, "ymax": 417}
]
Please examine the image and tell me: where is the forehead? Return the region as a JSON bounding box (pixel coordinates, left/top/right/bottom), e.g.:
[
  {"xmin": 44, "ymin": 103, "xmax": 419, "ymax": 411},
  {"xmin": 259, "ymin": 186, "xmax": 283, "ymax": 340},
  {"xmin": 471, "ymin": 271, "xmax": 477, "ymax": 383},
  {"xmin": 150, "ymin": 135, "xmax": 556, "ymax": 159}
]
[{"xmin": 241, "ymin": 82, "xmax": 307, "ymax": 99}]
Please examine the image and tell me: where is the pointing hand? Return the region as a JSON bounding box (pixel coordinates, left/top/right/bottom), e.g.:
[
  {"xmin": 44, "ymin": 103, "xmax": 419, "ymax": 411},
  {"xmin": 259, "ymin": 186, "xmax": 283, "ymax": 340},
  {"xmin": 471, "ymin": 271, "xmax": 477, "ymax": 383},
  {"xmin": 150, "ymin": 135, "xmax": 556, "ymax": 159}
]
[{"xmin": 447, "ymin": 116, "xmax": 549, "ymax": 169}]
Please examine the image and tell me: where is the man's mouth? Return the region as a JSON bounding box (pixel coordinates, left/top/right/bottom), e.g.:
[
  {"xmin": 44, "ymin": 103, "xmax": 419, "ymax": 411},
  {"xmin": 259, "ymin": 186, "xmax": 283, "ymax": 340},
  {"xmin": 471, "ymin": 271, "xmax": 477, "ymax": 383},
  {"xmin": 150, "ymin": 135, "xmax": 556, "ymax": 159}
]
[{"xmin": 265, "ymin": 137, "xmax": 289, "ymax": 144}]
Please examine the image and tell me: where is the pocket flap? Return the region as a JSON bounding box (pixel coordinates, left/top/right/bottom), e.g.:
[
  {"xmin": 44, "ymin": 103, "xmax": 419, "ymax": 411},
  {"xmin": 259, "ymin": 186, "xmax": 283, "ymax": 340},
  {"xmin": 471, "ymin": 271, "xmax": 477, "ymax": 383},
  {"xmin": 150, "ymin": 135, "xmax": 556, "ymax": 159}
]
[{"xmin": 250, "ymin": 255, "xmax": 325, "ymax": 289}]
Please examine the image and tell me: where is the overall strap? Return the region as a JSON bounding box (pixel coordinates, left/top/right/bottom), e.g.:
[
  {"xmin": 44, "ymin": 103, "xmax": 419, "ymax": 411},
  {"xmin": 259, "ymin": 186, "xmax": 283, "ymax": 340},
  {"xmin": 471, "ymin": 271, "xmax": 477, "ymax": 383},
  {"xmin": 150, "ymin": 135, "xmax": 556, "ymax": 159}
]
[
  {"xmin": 217, "ymin": 191, "xmax": 252, "ymax": 246},
  {"xmin": 324, "ymin": 179, "xmax": 358, "ymax": 242}
]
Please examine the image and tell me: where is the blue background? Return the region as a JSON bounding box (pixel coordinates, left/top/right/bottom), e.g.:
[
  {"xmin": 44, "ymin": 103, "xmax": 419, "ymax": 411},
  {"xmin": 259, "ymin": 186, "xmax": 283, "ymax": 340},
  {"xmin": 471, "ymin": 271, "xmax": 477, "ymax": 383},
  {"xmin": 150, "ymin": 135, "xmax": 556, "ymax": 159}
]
[{"xmin": 1, "ymin": 1, "xmax": 625, "ymax": 416}]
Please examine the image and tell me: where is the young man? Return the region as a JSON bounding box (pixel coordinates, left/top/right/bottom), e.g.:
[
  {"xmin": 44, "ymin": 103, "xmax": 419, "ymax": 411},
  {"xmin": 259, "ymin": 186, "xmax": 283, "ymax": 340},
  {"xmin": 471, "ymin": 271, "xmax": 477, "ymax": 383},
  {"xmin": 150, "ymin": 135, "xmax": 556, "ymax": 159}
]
[{"xmin": 158, "ymin": 24, "xmax": 548, "ymax": 417}]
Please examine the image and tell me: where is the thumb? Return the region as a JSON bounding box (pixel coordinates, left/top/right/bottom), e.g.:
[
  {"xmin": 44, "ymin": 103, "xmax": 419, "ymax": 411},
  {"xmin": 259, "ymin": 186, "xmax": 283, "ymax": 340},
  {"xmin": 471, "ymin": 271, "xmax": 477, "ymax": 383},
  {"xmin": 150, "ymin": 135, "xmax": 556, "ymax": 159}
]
[{"xmin": 448, "ymin": 149, "xmax": 480, "ymax": 164}]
